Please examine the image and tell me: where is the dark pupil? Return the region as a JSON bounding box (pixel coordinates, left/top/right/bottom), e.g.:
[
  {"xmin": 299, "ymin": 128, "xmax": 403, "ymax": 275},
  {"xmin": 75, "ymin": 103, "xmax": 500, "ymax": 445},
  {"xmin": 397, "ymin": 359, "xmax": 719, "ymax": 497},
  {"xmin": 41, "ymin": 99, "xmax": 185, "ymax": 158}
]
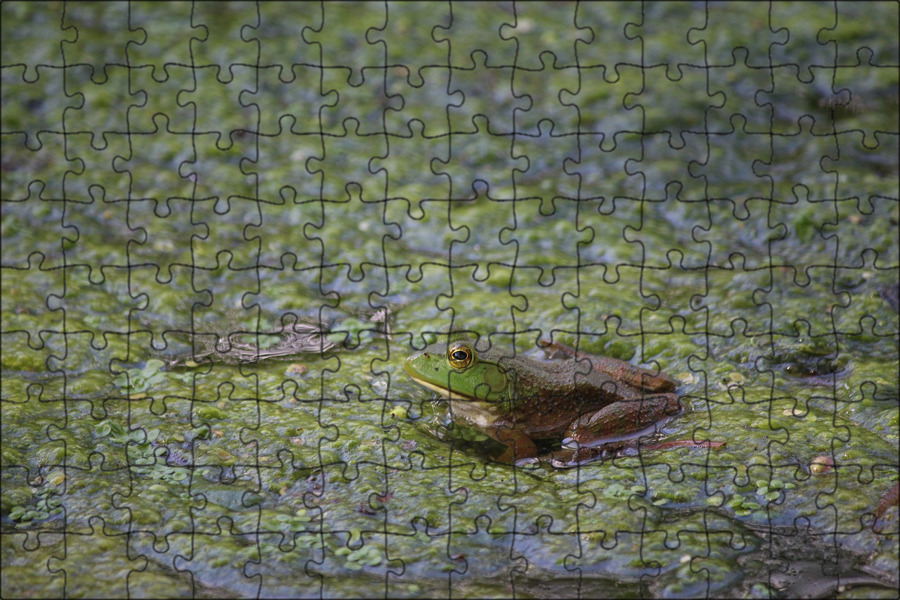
[{"xmin": 451, "ymin": 350, "xmax": 468, "ymax": 361}]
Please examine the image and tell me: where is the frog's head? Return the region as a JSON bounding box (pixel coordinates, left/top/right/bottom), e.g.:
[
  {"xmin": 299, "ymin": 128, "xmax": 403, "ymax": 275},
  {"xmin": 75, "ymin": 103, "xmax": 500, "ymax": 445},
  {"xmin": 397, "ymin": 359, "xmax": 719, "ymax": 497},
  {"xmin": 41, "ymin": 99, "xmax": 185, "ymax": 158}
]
[{"xmin": 404, "ymin": 339, "xmax": 510, "ymax": 403}]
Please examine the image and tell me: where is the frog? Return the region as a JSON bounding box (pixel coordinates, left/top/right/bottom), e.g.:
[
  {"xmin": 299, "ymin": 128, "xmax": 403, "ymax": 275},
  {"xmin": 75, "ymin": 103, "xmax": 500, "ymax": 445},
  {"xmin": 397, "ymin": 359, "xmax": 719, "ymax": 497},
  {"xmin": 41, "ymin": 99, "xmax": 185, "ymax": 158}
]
[{"xmin": 405, "ymin": 338, "xmax": 684, "ymax": 466}]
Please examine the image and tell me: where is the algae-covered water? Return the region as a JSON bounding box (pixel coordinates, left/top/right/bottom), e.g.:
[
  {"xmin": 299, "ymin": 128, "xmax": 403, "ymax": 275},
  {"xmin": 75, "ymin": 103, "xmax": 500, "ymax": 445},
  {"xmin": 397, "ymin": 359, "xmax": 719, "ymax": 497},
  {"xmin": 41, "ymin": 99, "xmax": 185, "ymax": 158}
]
[{"xmin": 2, "ymin": 2, "xmax": 898, "ymax": 598}]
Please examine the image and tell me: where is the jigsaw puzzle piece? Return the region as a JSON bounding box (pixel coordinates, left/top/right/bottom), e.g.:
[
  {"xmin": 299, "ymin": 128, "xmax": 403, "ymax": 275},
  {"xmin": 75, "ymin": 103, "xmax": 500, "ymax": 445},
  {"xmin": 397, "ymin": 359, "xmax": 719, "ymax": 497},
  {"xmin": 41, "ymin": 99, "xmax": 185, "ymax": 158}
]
[
  {"xmin": 827, "ymin": 129, "xmax": 898, "ymax": 221},
  {"xmin": 383, "ymin": 65, "xmax": 462, "ymax": 138},
  {"xmin": 113, "ymin": 124, "xmax": 197, "ymax": 204},
  {"xmin": 250, "ymin": 63, "xmax": 332, "ymax": 140},
  {"xmin": 44, "ymin": 516, "xmax": 143, "ymax": 598},
  {"xmin": 501, "ymin": 2, "xmax": 590, "ymax": 71},
  {"xmin": 371, "ymin": 121, "xmax": 450, "ymax": 207},
  {"xmin": 0, "ymin": 529, "xmax": 66, "ymax": 597},
  {"xmin": 437, "ymin": 188, "xmax": 520, "ymax": 288},
  {"xmin": 254, "ymin": 2, "xmax": 321, "ymax": 76},
  {"xmin": 510, "ymin": 57, "xmax": 582, "ymax": 136},
  {"xmin": 240, "ymin": 476, "xmax": 327, "ymax": 597},
  {"xmin": 511, "ymin": 117, "xmax": 580, "ymax": 200},
  {"xmin": 703, "ymin": 56, "xmax": 776, "ymax": 135},
  {"xmin": 60, "ymin": 132, "xmax": 133, "ymax": 211},
  {"xmin": 302, "ymin": 185, "xmax": 396, "ymax": 287},
  {"xmin": 0, "ymin": 65, "xmax": 77, "ymax": 160},
  {"xmin": 61, "ymin": 65, "xmax": 139, "ymax": 152},
  {"xmin": 169, "ymin": 521, "xmax": 263, "ymax": 596},
  {"xmin": 497, "ymin": 196, "xmax": 591, "ymax": 288},
  {"xmin": 178, "ymin": 67, "xmax": 259, "ymax": 149},
  {"xmin": 172, "ymin": 194, "xmax": 263, "ymax": 297},
  {"xmin": 369, "ymin": 1, "xmax": 452, "ymax": 88},
  {"xmin": 572, "ymin": 3, "xmax": 642, "ymax": 82},
  {"xmin": 562, "ymin": 262, "xmax": 654, "ymax": 343},
  {"xmin": 626, "ymin": 4, "xmax": 707, "ymax": 82},
  {"xmin": 317, "ymin": 65, "xmax": 403, "ymax": 138},
  {"xmin": 445, "ymin": 58, "xmax": 528, "ymax": 136},
  {"xmin": 685, "ymin": 2, "xmax": 786, "ymax": 69},
  {"xmin": 740, "ymin": 118, "xmax": 839, "ymax": 273},
  {"xmin": 432, "ymin": 1, "xmax": 517, "ymax": 69},
  {"xmin": 6, "ymin": 133, "xmax": 84, "ymax": 214},
  {"xmin": 308, "ymin": 118, "xmax": 387, "ymax": 203},
  {"xmin": 123, "ymin": 64, "xmax": 196, "ymax": 138},
  {"xmin": 566, "ymin": 126, "xmax": 644, "ymax": 206},
  {"xmin": 630, "ymin": 117, "xmax": 709, "ymax": 202},
  {"xmin": 189, "ymin": 2, "xmax": 259, "ymax": 74},
  {"xmin": 60, "ymin": 3, "xmax": 138, "ymax": 83},
  {"xmin": 303, "ymin": 2, "xmax": 387, "ymax": 87},
  {"xmin": 436, "ymin": 122, "xmax": 528, "ymax": 204},
  {"xmin": 126, "ymin": 1, "xmax": 196, "ymax": 83},
  {"xmin": 1, "ymin": 2, "xmax": 69, "ymax": 82},
  {"xmin": 767, "ymin": 2, "xmax": 839, "ymax": 84},
  {"xmin": 689, "ymin": 264, "xmax": 773, "ymax": 341}
]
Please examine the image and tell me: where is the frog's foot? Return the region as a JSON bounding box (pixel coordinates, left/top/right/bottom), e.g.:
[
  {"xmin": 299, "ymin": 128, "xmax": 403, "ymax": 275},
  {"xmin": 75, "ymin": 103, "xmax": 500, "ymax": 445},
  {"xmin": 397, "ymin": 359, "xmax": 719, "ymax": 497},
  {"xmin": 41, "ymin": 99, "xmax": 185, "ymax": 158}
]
[
  {"xmin": 545, "ymin": 445, "xmax": 624, "ymax": 468},
  {"xmin": 641, "ymin": 439, "xmax": 726, "ymax": 451},
  {"xmin": 550, "ymin": 438, "xmax": 726, "ymax": 468}
]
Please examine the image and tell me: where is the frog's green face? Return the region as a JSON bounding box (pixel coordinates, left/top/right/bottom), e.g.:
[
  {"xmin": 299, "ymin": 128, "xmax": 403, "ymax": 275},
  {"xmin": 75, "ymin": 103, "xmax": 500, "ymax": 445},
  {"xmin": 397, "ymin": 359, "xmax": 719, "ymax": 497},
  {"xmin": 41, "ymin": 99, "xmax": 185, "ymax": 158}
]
[{"xmin": 404, "ymin": 339, "xmax": 510, "ymax": 403}]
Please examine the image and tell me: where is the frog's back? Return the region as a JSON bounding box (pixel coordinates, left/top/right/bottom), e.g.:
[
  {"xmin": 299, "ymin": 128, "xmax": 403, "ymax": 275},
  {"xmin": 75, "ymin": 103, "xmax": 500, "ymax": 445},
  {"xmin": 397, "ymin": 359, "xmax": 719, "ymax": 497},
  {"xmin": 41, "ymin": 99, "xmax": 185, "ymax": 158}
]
[{"xmin": 495, "ymin": 355, "xmax": 642, "ymax": 439}]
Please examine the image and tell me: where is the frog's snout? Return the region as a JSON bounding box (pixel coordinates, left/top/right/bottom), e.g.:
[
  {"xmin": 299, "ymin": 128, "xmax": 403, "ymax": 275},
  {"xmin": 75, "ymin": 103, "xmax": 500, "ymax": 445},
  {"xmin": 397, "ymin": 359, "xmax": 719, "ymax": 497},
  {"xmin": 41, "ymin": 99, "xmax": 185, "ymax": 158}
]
[{"xmin": 403, "ymin": 353, "xmax": 420, "ymax": 376}]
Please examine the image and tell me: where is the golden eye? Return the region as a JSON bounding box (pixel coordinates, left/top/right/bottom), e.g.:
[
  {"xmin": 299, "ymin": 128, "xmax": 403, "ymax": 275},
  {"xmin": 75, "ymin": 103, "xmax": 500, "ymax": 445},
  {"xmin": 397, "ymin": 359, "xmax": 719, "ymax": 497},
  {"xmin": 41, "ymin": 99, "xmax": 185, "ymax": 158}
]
[{"xmin": 447, "ymin": 343, "xmax": 473, "ymax": 369}]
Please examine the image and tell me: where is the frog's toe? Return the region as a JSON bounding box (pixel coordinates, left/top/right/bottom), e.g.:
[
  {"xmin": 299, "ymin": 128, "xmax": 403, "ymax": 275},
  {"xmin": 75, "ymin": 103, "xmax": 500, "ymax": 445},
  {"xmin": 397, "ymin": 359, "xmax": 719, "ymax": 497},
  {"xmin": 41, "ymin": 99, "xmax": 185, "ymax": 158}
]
[
  {"xmin": 549, "ymin": 456, "xmax": 580, "ymax": 469},
  {"xmin": 549, "ymin": 446, "xmax": 612, "ymax": 468}
]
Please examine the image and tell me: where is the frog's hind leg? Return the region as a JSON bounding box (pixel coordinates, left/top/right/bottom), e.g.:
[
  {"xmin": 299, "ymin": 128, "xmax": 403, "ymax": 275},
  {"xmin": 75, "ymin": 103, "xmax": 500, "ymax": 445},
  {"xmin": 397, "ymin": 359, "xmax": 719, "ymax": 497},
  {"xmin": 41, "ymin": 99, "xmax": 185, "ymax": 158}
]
[{"xmin": 563, "ymin": 393, "xmax": 681, "ymax": 448}]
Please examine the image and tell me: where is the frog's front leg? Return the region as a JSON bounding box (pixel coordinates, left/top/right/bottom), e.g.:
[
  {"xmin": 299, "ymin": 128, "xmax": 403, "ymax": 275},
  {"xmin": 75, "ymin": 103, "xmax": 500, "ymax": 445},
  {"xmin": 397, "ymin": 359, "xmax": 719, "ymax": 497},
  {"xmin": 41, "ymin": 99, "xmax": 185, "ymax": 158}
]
[
  {"xmin": 563, "ymin": 393, "xmax": 681, "ymax": 447},
  {"xmin": 490, "ymin": 426, "xmax": 539, "ymax": 464}
]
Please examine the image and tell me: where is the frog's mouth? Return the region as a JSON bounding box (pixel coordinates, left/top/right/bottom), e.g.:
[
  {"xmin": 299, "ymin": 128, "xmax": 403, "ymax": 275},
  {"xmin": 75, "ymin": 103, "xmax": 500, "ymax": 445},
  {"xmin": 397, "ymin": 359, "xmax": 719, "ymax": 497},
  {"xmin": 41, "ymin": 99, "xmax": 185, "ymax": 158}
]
[
  {"xmin": 405, "ymin": 372, "xmax": 475, "ymax": 401},
  {"xmin": 407, "ymin": 372, "xmax": 505, "ymax": 430}
]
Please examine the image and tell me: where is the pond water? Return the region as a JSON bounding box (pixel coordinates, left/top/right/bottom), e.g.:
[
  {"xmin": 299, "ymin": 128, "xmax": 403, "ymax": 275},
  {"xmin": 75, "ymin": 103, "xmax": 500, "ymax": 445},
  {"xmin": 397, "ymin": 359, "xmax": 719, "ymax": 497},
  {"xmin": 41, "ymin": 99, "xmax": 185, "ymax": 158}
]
[{"xmin": 2, "ymin": 2, "xmax": 898, "ymax": 597}]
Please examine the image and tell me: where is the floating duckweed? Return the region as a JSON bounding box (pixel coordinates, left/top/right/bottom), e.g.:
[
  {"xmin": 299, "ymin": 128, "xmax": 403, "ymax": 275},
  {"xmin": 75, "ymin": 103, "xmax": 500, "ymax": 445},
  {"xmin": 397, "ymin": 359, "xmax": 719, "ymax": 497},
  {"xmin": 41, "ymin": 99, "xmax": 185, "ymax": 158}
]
[
  {"xmin": 196, "ymin": 406, "xmax": 226, "ymax": 420},
  {"xmin": 286, "ymin": 363, "xmax": 308, "ymax": 376},
  {"xmin": 755, "ymin": 478, "xmax": 795, "ymax": 502},
  {"xmin": 676, "ymin": 372, "xmax": 696, "ymax": 385},
  {"xmin": 727, "ymin": 495, "xmax": 762, "ymax": 517},
  {"xmin": 46, "ymin": 470, "xmax": 66, "ymax": 486},
  {"xmin": 113, "ymin": 359, "xmax": 166, "ymax": 394},
  {"xmin": 335, "ymin": 542, "xmax": 383, "ymax": 569},
  {"xmin": 389, "ymin": 405, "xmax": 409, "ymax": 419},
  {"xmin": 8, "ymin": 487, "xmax": 64, "ymax": 526}
]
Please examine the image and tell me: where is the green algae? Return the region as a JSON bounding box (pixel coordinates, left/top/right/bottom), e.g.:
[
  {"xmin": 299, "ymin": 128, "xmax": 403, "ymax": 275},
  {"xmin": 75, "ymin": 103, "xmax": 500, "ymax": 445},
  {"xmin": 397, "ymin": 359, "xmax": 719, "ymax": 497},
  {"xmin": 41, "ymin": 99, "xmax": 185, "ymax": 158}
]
[{"xmin": 2, "ymin": 2, "xmax": 898, "ymax": 597}]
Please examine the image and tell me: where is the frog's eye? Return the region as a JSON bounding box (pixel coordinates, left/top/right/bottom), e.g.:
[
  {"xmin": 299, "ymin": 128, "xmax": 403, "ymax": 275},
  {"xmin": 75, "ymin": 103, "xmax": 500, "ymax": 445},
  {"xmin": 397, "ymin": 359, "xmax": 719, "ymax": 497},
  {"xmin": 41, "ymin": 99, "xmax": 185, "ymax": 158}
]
[{"xmin": 447, "ymin": 343, "xmax": 473, "ymax": 369}]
